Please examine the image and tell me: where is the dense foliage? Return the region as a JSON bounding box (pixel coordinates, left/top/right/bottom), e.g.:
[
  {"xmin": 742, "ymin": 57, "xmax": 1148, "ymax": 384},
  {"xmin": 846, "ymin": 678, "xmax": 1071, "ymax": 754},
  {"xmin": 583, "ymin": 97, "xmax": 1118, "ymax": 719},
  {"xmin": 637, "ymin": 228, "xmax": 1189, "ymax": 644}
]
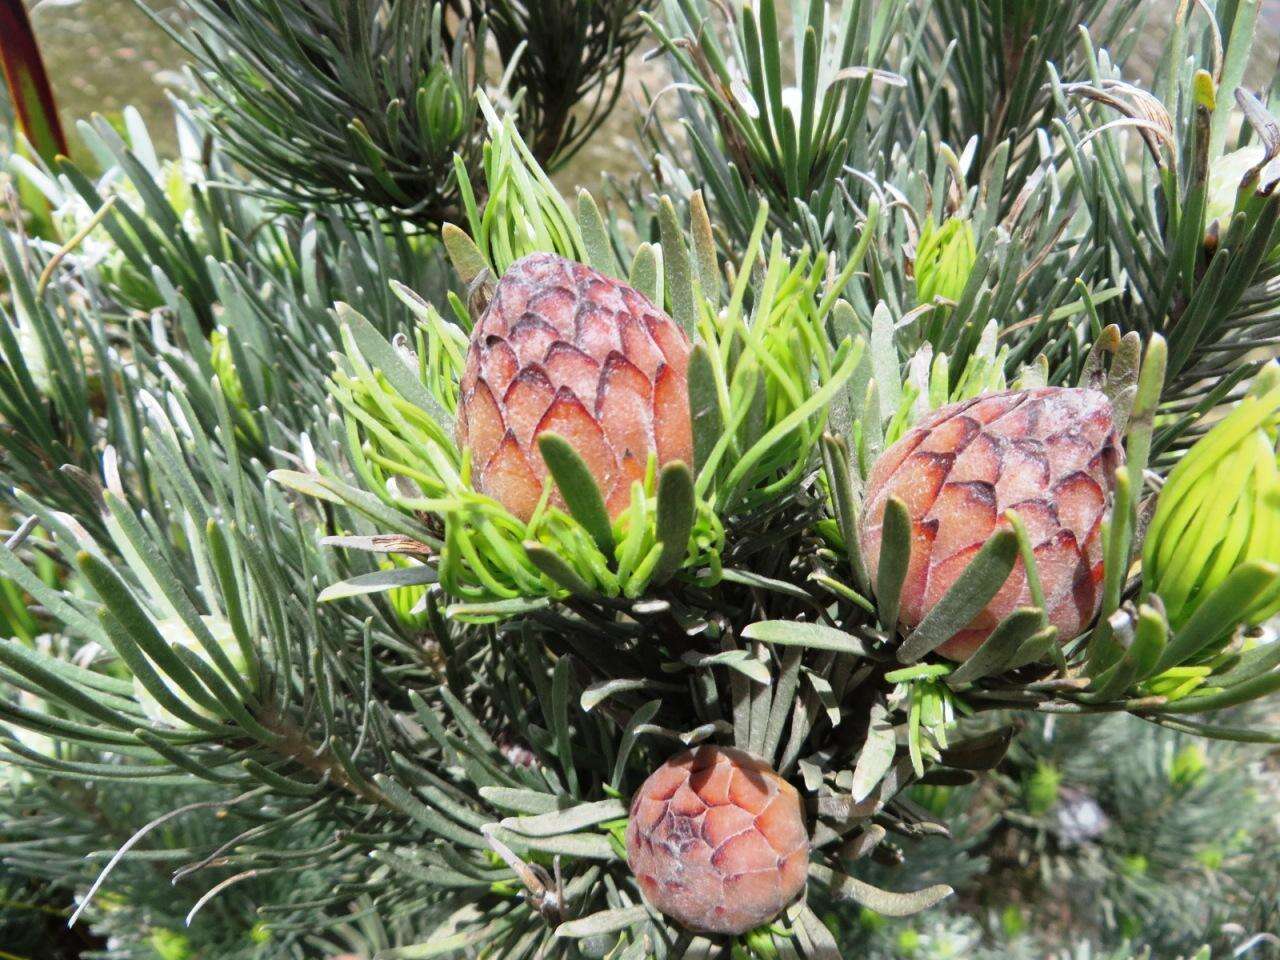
[{"xmin": 0, "ymin": 0, "xmax": 1278, "ymax": 958}]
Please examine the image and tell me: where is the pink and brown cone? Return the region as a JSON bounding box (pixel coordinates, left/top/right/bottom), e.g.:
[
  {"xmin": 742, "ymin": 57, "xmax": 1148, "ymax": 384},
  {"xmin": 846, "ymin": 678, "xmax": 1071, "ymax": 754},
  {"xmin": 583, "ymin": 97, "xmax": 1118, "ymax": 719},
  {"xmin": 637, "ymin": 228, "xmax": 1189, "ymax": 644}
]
[
  {"xmin": 457, "ymin": 253, "xmax": 693, "ymax": 522},
  {"xmin": 626, "ymin": 746, "xmax": 809, "ymax": 936},
  {"xmin": 858, "ymin": 387, "xmax": 1123, "ymax": 660}
]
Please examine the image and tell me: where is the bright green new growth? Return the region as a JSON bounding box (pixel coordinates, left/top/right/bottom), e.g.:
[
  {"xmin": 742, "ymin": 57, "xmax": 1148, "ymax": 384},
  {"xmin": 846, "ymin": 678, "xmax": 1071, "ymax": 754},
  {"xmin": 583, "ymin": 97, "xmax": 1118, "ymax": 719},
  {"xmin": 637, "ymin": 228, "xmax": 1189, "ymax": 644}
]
[
  {"xmin": 914, "ymin": 217, "xmax": 978, "ymax": 306},
  {"xmin": 283, "ymin": 107, "xmax": 875, "ymax": 617},
  {"xmin": 1144, "ymin": 373, "xmax": 1280, "ymax": 629}
]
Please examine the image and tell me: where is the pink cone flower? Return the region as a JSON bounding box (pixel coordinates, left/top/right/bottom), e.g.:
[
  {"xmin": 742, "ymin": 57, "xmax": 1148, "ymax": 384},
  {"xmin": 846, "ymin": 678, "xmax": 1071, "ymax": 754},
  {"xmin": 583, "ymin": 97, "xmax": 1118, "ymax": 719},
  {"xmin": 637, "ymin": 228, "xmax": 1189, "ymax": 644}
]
[
  {"xmin": 456, "ymin": 253, "xmax": 693, "ymax": 521},
  {"xmin": 858, "ymin": 387, "xmax": 1123, "ymax": 660},
  {"xmin": 626, "ymin": 745, "xmax": 809, "ymax": 936}
]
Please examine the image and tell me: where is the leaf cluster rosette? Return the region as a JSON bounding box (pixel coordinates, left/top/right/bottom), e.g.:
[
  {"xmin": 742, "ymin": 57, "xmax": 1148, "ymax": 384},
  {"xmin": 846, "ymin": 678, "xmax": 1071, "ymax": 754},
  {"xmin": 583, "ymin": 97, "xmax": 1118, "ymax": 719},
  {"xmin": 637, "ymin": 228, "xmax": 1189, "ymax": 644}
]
[
  {"xmin": 1143, "ymin": 368, "xmax": 1280, "ymax": 631},
  {"xmin": 276, "ymin": 100, "xmax": 869, "ymax": 621},
  {"xmin": 158, "ymin": 0, "xmax": 652, "ymax": 225}
]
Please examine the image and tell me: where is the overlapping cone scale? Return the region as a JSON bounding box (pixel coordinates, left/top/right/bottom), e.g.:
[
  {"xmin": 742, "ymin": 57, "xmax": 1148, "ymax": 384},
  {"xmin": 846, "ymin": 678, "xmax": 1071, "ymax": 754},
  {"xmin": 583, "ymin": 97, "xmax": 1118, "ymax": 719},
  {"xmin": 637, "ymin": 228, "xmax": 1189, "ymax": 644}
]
[
  {"xmin": 457, "ymin": 252, "xmax": 693, "ymax": 522},
  {"xmin": 859, "ymin": 387, "xmax": 1124, "ymax": 660},
  {"xmin": 625, "ymin": 745, "xmax": 810, "ymax": 936}
]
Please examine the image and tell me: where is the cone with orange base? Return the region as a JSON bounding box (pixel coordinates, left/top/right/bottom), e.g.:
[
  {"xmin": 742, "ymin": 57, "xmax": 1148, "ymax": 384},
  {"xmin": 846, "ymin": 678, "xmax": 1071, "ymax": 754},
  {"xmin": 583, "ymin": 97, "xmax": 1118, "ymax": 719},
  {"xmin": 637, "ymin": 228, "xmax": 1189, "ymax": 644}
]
[
  {"xmin": 457, "ymin": 253, "xmax": 693, "ymax": 521},
  {"xmin": 625, "ymin": 746, "xmax": 809, "ymax": 936},
  {"xmin": 858, "ymin": 387, "xmax": 1124, "ymax": 660}
]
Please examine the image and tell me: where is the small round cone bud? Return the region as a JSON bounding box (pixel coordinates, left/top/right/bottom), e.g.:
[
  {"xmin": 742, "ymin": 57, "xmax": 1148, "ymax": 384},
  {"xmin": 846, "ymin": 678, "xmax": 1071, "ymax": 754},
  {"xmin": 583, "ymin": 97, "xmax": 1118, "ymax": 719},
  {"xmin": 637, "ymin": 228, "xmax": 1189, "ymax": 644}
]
[
  {"xmin": 457, "ymin": 253, "xmax": 693, "ymax": 522},
  {"xmin": 1144, "ymin": 378, "xmax": 1280, "ymax": 628},
  {"xmin": 625, "ymin": 745, "xmax": 809, "ymax": 936},
  {"xmin": 859, "ymin": 387, "xmax": 1123, "ymax": 660}
]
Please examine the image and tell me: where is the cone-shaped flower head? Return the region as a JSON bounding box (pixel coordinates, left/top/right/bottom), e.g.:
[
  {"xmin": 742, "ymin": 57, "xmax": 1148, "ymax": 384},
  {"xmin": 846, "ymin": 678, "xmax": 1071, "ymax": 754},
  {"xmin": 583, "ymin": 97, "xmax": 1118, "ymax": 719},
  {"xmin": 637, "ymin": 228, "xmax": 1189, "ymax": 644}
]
[
  {"xmin": 457, "ymin": 253, "xmax": 693, "ymax": 521},
  {"xmin": 859, "ymin": 387, "xmax": 1124, "ymax": 660},
  {"xmin": 1144, "ymin": 381, "xmax": 1280, "ymax": 628},
  {"xmin": 626, "ymin": 745, "xmax": 809, "ymax": 936}
]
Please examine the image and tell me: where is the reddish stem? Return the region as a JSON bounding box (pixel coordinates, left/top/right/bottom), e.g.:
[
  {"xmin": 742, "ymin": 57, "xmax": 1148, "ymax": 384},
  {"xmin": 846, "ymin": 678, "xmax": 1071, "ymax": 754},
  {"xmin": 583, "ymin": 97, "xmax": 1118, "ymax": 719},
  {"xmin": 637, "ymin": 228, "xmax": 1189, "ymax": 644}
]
[{"xmin": 0, "ymin": 0, "xmax": 69, "ymax": 164}]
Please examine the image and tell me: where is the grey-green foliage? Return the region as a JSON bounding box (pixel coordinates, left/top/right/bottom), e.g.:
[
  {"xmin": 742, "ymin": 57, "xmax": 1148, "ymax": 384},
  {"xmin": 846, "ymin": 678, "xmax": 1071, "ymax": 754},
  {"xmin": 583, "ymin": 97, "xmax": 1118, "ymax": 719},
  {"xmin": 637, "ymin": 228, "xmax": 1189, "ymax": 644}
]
[
  {"xmin": 3, "ymin": 100, "xmax": 454, "ymax": 493},
  {"xmin": 644, "ymin": 0, "xmax": 1118, "ymax": 398},
  {"xmin": 991, "ymin": 712, "xmax": 1279, "ymax": 954},
  {"xmin": 0, "ymin": 308, "xmax": 575, "ymax": 955},
  {"xmin": 646, "ymin": 0, "xmax": 914, "ymax": 251},
  {"xmin": 1051, "ymin": 11, "xmax": 1280, "ymax": 454},
  {"xmin": 4, "ymin": 4, "xmax": 1280, "ymax": 959},
  {"xmin": 0, "ymin": 104, "xmax": 967, "ymax": 957},
  {"xmin": 478, "ymin": 0, "xmax": 652, "ymax": 168},
  {"xmin": 1, "ymin": 140, "xmax": 832, "ymax": 954},
  {"xmin": 646, "ymin": 0, "xmax": 1145, "ymax": 246},
  {"xmin": 0, "ymin": 106, "xmax": 469, "ymax": 956},
  {"xmin": 159, "ymin": 0, "xmax": 652, "ymax": 225},
  {"xmin": 182, "ymin": 0, "xmax": 480, "ymax": 223},
  {"xmin": 918, "ymin": 0, "xmax": 1147, "ymax": 203},
  {"xmin": 646, "ymin": 0, "xmax": 1280, "ymax": 428},
  {"xmin": 834, "ymin": 710, "xmax": 1280, "ymax": 958},
  {"xmin": 0, "ymin": 776, "xmax": 351, "ymax": 959}
]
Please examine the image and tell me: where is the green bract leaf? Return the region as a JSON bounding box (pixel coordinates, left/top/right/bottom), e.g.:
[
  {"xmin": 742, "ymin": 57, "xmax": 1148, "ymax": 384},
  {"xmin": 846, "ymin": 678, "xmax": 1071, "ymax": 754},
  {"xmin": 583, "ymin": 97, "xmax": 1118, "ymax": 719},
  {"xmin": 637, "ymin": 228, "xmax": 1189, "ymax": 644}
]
[
  {"xmin": 741, "ymin": 621, "xmax": 868, "ymax": 655},
  {"xmin": 555, "ymin": 906, "xmax": 648, "ymax": 939},
  {"xmin": 876, "ymin": 496, "xmax": 912, "ymax": 634},
  {"xmin": 947, "ymin": 608, "xmax": 1045, "ymax": 686},
  {"xmin": 537, "ymin": 433, "xmax": 616, "ymax": 558},
  {"xmin": 317, "ymin": 564, "xmax": 439, "ymax": 603},
  {"xmin": 898, "ymin": 530, "xmax": 1019, "ymax": 664},
  {"xmin": 809, "ymin": 863, "xmax": 952, "ymax": 916},
  {"xmin": 851, "ymin": 702, "xmax": 897, "ymax": 802}
]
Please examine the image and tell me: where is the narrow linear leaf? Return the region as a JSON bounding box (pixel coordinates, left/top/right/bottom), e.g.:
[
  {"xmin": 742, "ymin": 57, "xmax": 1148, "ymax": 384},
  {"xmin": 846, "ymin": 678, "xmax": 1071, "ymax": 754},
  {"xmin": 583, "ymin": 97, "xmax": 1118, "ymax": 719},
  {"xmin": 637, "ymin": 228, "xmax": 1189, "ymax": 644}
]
[
  {"xmin": 947, "ymin": 608, "xmax": 1044, "ymax": 686},
  {"xmin": 338, "ymin": 303, "xmax": 445, "ymax": 424},
  {"xmin": 658, "ymin": 196, "xmax": 697, "ymax": 335},
  {"xmin": 689, "ymin": 191, "xmax": 720, "ymax": 309},
  {"xmin": 317, "ymin": 564, "xmax": 438, "ymax": 603},
  {"xmin": 523, "ymin": 542, "xmax": 596, "ymax": 599},
  {"xmin": 442, "ymin": 223, "xmax": 490, "ymax": 285},
  {"xmin": 653, "ymin": 461, "xmax": 695, "ymax": 584},
  {"xmin": 537, "ymin": 433, "xmax": 615, "ymax": 557},
  {"xmin": 1156, "ymin": 561, "xmax": 1279, "ymax": 670},
  {"xmin": 478, "ymin": 787, "xmax": 561, "ymax": 815},
  {"xmin": 484, "ymin": 825, "xmax": 617, "ymax": 860},
  {"xmin": 629, "ymin": 243, "xmax": 659, "ymax": 303},
  {"xmin": 576, "ymin": 190, "xmax": 623, "ymax": 279},
  {"xmin": 555, "ymin": 906, "xmax": 649, "ymax": 939},
  {"xmin": 742, "ymin": 621, "xmax": 867, "ymax": 656},
  {"xmin": 810, "ymin": 863, "xmax": 952, "ymax": 916},
  {"xmin": 687, "ymin": 343, "xmax": 722, "ymax": 478},
  {"xmin": 876, "ymin": 496, "xmax": 911, "ymax": 634},
  {"xmin": 898, "ymin": 530, "xmax": 1018, "ymax": 664},
  {"xmin": 869, "ymin": 303, "xmax": 901, "ymax": 423},
  {"xmin": 581, "ymin": 678, "xmax": 677, "ymax": 713},
  {"xmin": 502, "ymin": 799, "xmax": 626, "ymax": 837},
  {"xmin": 850, "ymin": 702, "xmax": 897, "ymax": 802},
  {"xmin": 551, "ymin": 656, "xmax": 579, "ymax": 796}
]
